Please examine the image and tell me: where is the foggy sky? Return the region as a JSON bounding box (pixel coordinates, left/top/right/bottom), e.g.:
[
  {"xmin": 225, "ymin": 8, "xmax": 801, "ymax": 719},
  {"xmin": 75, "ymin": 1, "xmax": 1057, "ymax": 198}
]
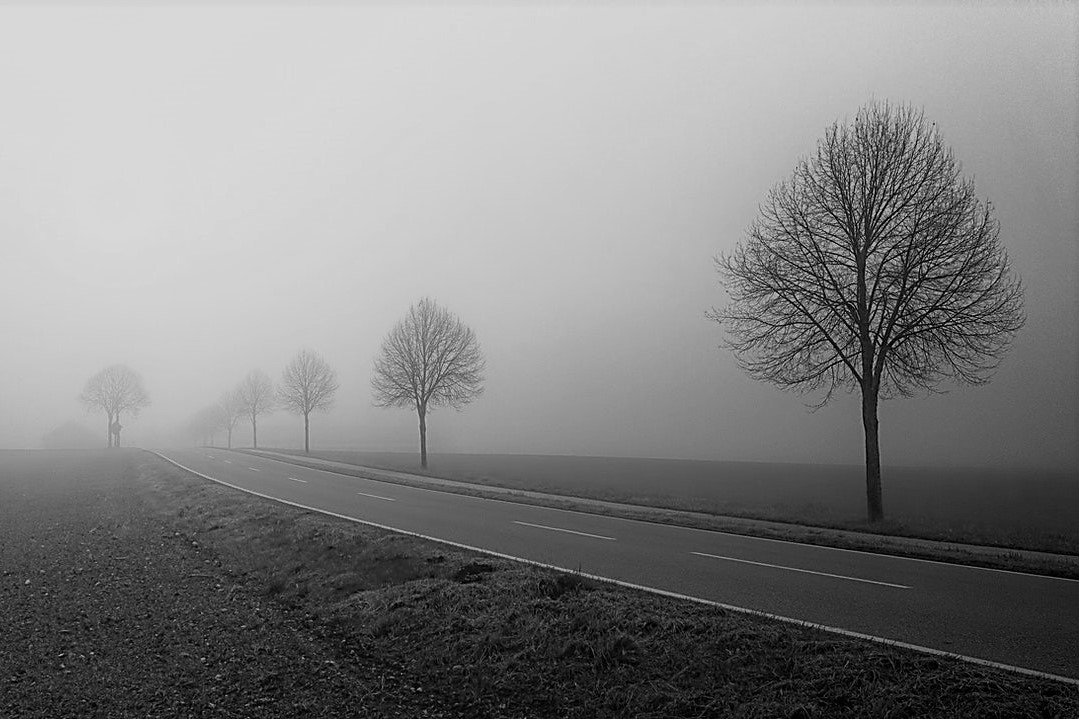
[{"xmin": 1, "ymin": 4, "xmax": 1076, "ymax": 470}]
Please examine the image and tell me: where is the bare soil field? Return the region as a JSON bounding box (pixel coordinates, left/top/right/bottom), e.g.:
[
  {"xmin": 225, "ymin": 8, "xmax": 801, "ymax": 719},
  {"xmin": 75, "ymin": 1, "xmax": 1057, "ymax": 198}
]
[
  {"xmin": 2, "ymin": 449, "xmax": 1077, "ymax": 718},
  {"xmin": 272, "ymin": 449, "xmax": 1079, "ymax": 555}
]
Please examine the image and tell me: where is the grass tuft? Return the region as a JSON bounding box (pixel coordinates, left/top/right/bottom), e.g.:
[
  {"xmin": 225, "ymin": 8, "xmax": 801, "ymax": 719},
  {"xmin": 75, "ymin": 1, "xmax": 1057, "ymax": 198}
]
[{"xmin": 537, "ymin": 570, "xmax": 594, "ymax": 599}]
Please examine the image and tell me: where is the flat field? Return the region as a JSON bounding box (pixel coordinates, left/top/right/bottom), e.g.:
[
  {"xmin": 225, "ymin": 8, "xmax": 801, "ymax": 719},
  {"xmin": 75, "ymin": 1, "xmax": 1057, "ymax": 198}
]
[
  {"xmin": 276, "ymin": 449, "xmax": 1079, "ymax": 554},
  {"xmin": 2, "ymin": 448, "xmax": 1077, "ymax": 718}
]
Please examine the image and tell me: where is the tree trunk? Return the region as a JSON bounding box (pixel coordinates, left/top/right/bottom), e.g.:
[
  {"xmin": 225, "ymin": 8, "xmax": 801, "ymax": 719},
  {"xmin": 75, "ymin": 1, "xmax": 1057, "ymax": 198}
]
[
  {"xmin": 115, "ymin": 412, "xmax": 121, "ymax": 448},
  {"xmin": 105, "ymin": 412, "xmax": 113, "ymax": 448},
  {"xmin": 418, "ymin": 406, "xmax": 428, "ymax": 470},
  {"xmin": 252, "ymin": 415, "xmax": 258, "ymax": 450},
  {"xmin": 855, "ymin": 254, "xmax": 882, "ymax": 523},
  {"xmin": 861, "ymin": 385, "xmax": 884, "ymax": 522},
  {"xmin": 304, "ymin": 413, "xmax": 310, "ymax": 453},
  {"xmin": 227, "ymin": 426, "xmax": 232, "ymax": 449}
]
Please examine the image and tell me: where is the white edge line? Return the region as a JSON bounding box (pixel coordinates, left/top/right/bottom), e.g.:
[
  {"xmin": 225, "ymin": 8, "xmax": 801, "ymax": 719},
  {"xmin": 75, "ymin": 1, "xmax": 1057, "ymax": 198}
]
[
  {"xmin": 241, "ymin": 450, "xmax": 1079, "ymax": 584},
  {"xmin": 513, "ymin": 520, "xmax": 615, "ymax": 541},
  {"xmin": 690, "ymin": 551, "xmax": 910, "ymax": 589},
  {"xmin": 151, "ymin": 451, "xmax": 1078, "ymax": 688}
]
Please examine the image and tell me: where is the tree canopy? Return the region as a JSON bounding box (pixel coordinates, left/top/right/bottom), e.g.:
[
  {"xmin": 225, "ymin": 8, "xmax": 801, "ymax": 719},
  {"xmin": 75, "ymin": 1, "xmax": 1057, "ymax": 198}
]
[{"xmin": 279, "ymin": 349, "xmax": 339, "ymax": 452}]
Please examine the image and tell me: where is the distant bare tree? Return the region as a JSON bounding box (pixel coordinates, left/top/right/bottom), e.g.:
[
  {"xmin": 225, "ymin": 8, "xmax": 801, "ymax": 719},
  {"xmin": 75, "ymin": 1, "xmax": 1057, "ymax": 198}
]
[
  {"xmin": 372, "ymin": 297, "xmax": 485, "ymax": 469},
  {"xmin": 79, "ymin": 364, "xmax": 151, "ymax": 447},
  {"xmin": 236, "ymin": 370, "xmax": 275, "ymax": 449},
  {"xmin": 218, "ymin": 390, "xmax": 244, "ymax": 449},
  {"xmin": 189, "ymin": 405, "xmax": 225, "ymax": 447},
  {"xmin": 709, "ymin": 101, "xmax": 1024, "ymax": 523},
  {"xmin": 278, "ymin": 349, "xmax": 339, "ymax": 453}
]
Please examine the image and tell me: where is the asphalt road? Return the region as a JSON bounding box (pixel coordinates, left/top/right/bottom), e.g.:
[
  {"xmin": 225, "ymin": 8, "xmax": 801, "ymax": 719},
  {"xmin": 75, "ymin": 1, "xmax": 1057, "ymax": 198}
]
[{"xmin": 157, "ymin": 448, "xmax": 1079, "ymax": 683}]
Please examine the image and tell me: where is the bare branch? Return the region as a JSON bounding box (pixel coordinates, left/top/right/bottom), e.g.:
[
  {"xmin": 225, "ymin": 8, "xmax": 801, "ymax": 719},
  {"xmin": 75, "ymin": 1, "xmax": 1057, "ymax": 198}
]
[
  {"xmin": 236, "ymin": 369, "xmax": 275, "ymax": 448},
  {"xmin": 218, "ymin": 390, "xmax": 244, "ymax": 432},
  {"xmin": 371, "ymin": 297, "xmax": 485, "ymax": 413},
  {"xmin": 278, "ymin": 349, "xmax": 340, "ymax": 417},
  {"xmin": 710, "ymin": 100, "xmax": 1024, "ymax": 401},
  {"xmin": 237, "ymin": 370, "xmax": 275, "ymax": 419}
]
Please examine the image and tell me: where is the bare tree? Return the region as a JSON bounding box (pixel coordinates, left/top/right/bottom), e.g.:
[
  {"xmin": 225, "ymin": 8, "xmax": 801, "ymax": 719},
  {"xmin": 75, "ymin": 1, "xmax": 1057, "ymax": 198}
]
[
  {"xmin": 709, "ymin": 101, "xmax": 1024, "ymax": 523},
  {"xmin": 218, "ymin": 390, "xmax": 244, "ymax": 449},
  {"xmin": 236, "ymin": 370, "xmax": 275, "ymax": 449},
  {"xmin": 79, "ymin": 364, "xmax": 151, "ymax": 447},
  {"xmin": 189, "ymin": 405, "xmax": 225, "ymax": 447},
  {"xmin": 278, "ymin": 349, "xmax": 339, "ymax": 453},
  {"xmin": 372, "ymin": 297, "xmax": 485, "ymax": 469}
]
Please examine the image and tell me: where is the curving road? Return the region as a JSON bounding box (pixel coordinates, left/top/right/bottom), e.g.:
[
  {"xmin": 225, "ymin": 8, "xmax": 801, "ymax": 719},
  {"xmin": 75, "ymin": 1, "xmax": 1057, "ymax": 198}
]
[{"xmin": 156, "ymin": 448, "xmax": 1079, "ymax": 684}]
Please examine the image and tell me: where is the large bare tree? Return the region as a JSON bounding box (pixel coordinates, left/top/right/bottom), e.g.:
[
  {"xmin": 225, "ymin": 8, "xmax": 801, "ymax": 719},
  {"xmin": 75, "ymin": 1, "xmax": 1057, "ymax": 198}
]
[
  {"xmin": 709, "ymin": 101, "xmax": 1024, "ymax": 523},
  {"xmin": 218, "ymin": 389, "xmax": 244, "ymax": 449},
  {"xmin": 79, "ymin": 364, "xmax": 151, "ymax": 447},
  {"xmin": 372, "ymin": 297, "xmax": 485, "ymax": 469},
  {"xmin": 236, "ymin": 370, "xmax": 275, "ymax": 449},
  {"xmin": 278, "ymin": 349, "xmax": 339, "ymax": 453}
]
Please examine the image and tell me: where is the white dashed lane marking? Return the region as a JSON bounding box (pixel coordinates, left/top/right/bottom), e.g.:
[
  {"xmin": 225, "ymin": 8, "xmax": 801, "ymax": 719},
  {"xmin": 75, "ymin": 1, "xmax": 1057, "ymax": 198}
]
[
  {"xmin": 356, "ymin": 491, "xmax": 396, "ymax": 501},
  {"xmin": 513, "ymin": 521, "xmax": 615, "ymax": 541},
  {"xmin": 690, "ymin": 551, "xmax": 910, "ymax": 589},
  {"xmin": 288, "ymin": 477, "xmax": 308, "ymax": 483}
]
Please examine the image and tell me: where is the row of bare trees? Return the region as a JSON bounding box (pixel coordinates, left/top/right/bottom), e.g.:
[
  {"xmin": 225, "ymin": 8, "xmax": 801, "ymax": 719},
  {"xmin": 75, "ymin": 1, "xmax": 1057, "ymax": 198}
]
[
  {"xmin": 189, "ymin": 350, "xmax": 340, "ymax": 452},
  {"xmin": 77, "ymin": 102, "xmax": 1021, "ymax": 527},
  {"xmin": 78, "ymin": 298, "xmax": 484, "ymax": 465},
  {"xmin": 184, "ymin": 297, "xmax": 485, "ymax": 467}
]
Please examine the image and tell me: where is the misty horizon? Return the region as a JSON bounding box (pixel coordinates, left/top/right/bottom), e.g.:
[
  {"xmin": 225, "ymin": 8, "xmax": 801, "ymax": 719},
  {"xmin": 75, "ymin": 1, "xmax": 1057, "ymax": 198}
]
[{"xmin": 2, "ymin": 4, "xmax": 1076, "ymax": 473}]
